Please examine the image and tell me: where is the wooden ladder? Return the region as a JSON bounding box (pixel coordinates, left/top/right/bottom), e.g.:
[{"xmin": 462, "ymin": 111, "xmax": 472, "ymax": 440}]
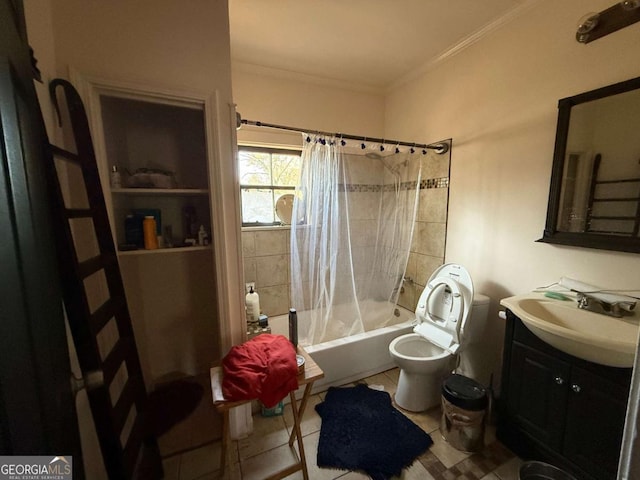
[{"xmin": 45, "ymin": 79, "xmax": 162, "ymax": 479}]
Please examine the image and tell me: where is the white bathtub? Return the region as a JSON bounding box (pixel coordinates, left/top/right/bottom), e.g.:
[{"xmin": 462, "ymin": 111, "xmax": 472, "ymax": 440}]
[{"xmin": 269, "ymin": 302, "xmax": 415, "ymax": 393}]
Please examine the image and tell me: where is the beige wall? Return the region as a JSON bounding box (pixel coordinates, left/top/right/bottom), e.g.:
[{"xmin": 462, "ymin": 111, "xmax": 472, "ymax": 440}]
[
  {"xmin": 51, "ymin": 0, "xmax": 232, "ymax": 97},
  {"xmin": 233, "ymin": 66, "xmax": 386, "ymax": 137},
  {"xmin": 385, "ymin": 0, "xmax": 640, "ymax": 388}
]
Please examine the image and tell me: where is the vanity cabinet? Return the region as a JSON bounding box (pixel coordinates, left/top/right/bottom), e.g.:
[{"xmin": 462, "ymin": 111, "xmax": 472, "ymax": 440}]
[{"xmin": 498, "ymin": 310, "xmax": 632, "ymax": 480}]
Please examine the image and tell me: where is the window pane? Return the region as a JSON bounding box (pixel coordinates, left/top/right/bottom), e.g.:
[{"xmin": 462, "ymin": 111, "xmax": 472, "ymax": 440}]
[
  {"xmin": 239, "ymin": 151, "xmax": 271, "ymax": 185},
  {"xmin": 272, "ymin": 154, "xmax": 301, "ymax": 187},
  {"xmin": 242, "ymin": 188, "xmax": 275, "ymax": 224}
]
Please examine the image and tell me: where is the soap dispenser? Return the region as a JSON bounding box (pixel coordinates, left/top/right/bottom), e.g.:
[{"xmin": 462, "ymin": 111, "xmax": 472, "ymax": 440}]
[{"xmin": 245, "ymin": 286, "xmax": 260, "ymax": 321}]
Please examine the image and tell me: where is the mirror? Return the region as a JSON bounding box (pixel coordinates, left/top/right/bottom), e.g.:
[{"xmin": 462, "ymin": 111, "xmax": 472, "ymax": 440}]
[{"xmin": 540, "ymin": 76, "xmax": 640, "ymax": 253}]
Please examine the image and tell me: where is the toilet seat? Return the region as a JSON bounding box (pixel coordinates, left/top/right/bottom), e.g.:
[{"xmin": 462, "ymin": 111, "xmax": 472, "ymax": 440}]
[
  {"xmin": 413, "ymin": 264, "xmax": 474, "ymax": 355},
  {"xmin": 414, "ymin": 277, "xmax": 464, "ymax": 354}
]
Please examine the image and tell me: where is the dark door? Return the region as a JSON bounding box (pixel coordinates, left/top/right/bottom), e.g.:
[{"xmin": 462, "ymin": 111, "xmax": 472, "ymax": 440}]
[
  {"xmin": 506, "ymin": 342, "xmax": 570, "ymax": 451},
  {"xmin": 0, "ymin": 0, "xmax": 82, "ymax": 469},
  {"xmin": 564, "ymin": 366, "xmax": 628, "ymax": 480}
]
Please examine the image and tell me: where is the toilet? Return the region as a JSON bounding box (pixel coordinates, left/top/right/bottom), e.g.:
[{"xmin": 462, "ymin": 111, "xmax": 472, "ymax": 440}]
[{"xmin": 389, "ymin": 264, "xmax": 490, "ymax": 412}]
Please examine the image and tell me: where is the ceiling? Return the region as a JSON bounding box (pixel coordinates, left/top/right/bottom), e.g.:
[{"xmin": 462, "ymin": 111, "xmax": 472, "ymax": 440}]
[{"xmin": 229, "ymin": 0, "xmax": 532, "ymax": 91}]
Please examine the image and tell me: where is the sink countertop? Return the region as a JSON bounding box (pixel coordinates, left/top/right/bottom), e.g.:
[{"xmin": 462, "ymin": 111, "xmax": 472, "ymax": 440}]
[{"xmin": 500, "ymin": 291, "xmax": 639, "ymax": 368}]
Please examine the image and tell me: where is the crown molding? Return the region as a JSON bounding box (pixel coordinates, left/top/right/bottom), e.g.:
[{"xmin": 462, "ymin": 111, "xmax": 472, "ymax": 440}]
[
  {"xmin": 387, "ymin": 0, "xmax": 543, "ymax": 93},
  {"xmin": 232, "ymin": 61, "xmax": 385, "ymax": 96}
]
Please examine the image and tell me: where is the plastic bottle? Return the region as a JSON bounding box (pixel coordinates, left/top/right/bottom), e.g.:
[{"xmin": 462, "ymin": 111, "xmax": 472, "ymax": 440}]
[
  {"xmin": 245, "ymin": 286, "xmax": 260, "ymax": 321},
  {"xmin": 198, "ymin": 225, "xmax": 207, "ymax": 246},
  {"xmin": 183, "ymin": 205, "xmax": 197, "ymax": 240},
  {"xmin": 110, "ymin": 165, "xmax": 122, "ymax": 188},
  {"xmin": 143, "ymin": 216, "xmax": 159, "ymax": 249},
  {"xmin": 288, "ymin": 308, "xmax": 298, "ymax": 347}
]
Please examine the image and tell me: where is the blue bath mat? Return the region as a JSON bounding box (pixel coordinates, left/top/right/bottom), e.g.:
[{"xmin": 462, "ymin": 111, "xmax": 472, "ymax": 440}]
[{"xmin": 315, "ymin": 384, "xmax": 433, "ymax": 479}]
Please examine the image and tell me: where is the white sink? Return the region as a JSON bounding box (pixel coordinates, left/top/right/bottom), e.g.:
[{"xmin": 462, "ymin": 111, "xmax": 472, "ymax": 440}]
[{"xmin": 501, "ymin": 292, "xmax": 639, "ymax": 368}]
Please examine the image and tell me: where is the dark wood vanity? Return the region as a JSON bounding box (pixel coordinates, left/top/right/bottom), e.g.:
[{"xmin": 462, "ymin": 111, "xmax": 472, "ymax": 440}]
[{"xmin": 497, "ymin": 309, "xmax": 632, "ymax": 480}]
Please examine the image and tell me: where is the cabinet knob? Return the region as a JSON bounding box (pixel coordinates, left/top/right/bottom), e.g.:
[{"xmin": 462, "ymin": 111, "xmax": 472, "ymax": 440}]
[
  {"xmin": 571, "ymin": 384, "xmax": 581, "ymax": 393},
  {"xmin": 554, "ymin": 376, "xmax": 565, "ymax": 385}
]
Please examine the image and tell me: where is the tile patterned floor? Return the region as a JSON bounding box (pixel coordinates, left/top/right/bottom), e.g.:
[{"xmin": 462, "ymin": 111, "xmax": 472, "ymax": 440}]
[{"xmin": 161, "ymin": 368, "xmax": 523, "ymax": 480}]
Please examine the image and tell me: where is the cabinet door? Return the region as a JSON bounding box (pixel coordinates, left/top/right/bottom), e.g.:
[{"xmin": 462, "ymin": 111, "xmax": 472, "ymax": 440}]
[
  {"xmin": 564, "ymin": 366, "xmax": 628, "ymax": 480},
  {"xmin": 507, "ymin": 343, "xmax": 570, "ymax": 451}
]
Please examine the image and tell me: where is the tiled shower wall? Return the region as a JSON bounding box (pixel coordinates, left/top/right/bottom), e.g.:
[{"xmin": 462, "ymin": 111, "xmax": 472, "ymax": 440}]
[
  {"xmin": 398, "ymin": 156, "xmax": 450, "ymax": 311},
  {"xmin": 241, "ymin": 148, "xmax": 450, "ymax": 319},
  {"xmin": 241, "ymin": 228, "xmax": 291, "ymax": 317}
]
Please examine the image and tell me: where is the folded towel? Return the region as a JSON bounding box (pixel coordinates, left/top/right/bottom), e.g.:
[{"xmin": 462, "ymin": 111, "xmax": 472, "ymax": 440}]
[{"xmin": 210, "ymin": 367, "xmax": 225, "ymax": 403}]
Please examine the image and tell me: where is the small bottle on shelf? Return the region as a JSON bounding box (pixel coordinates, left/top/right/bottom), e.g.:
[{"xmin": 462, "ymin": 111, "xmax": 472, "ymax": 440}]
[
  {"xmin": 110, "ymin": 165, "xmax": 122, "ymax": 188},
  {"xmin": 198, "ymin": 225, "xmax": 207, "ymax": 246}
]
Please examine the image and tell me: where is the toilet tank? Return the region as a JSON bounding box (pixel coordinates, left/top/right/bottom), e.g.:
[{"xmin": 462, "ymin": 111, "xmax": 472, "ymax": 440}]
[
  {"xmin": 457, "ymin": 293, "xmax": 491, "ymax": 385},
  {"xmin": 463, "ymin": 293, "xmax": 491, "ymax": 341}
]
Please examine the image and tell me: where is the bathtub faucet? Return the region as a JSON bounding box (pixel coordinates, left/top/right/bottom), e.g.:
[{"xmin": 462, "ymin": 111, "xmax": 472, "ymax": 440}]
[{"xmin": 393, "ymin": 276, "xmax": 414, "ymax": 295}]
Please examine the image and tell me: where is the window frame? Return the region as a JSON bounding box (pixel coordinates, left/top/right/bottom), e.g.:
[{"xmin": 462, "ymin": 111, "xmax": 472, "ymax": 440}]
[{"xmin": 238, "ymin": 145, "xmax": 302, "ymax": 227}]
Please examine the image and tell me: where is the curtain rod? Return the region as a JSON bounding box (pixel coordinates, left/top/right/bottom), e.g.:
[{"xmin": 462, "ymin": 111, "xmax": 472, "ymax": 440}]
[{"xmin": 239, "ymin": 118, "xmax": 449, "ymax": 154}]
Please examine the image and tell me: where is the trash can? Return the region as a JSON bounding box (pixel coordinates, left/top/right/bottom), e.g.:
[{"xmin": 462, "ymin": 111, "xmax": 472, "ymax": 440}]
[
  {"xmin": 439, "ymin": 374, "xmax": 488, "ymax": 452},
  {"xmin": 519, "ymin": 461, "xmax": 577, "ymax": 480}
]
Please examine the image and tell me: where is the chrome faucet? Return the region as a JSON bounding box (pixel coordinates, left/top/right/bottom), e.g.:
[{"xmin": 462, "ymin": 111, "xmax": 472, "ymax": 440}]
[
  {"xmin": 576, "ymin": 292, "xmax": 633, "ymax": 318},
  {"xmin": 393, "ymin": 276, "xmax": 414, "ymax": 295}
]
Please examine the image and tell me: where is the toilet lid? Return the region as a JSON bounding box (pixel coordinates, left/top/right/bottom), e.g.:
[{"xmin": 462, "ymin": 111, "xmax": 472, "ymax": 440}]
[{"xmin": 414, "ymin": 264, "xmax": 474, "ymax": 354}]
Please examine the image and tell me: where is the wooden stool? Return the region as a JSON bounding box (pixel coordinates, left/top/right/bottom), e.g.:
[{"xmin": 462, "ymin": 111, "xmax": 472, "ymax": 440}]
[{"xmin": 210, "ymin": 346, "xmax": 324, "ymax": 479}]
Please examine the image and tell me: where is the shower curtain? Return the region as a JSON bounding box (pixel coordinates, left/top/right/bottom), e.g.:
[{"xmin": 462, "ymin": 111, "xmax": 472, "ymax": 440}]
[{"xmin": 290, "ymin": 134, "xmax": 422, "ymax": 345}]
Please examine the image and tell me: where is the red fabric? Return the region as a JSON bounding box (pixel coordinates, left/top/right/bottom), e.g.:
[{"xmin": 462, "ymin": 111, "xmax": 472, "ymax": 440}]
[{"xmin": 221, "ymin": 334, "xmax": 299, "ymax": 408}]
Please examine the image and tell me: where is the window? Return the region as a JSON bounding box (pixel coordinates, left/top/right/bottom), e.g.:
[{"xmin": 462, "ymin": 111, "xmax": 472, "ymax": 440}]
[{"xmin": 238, "ymin": 146, "xmax": 302, "ymax": 226}]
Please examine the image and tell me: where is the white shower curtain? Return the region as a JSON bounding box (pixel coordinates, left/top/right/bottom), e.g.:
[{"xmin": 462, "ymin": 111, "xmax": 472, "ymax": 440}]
[{"xmin": 290, "ymin": 134, "xmax": 422, "ymax": 345}]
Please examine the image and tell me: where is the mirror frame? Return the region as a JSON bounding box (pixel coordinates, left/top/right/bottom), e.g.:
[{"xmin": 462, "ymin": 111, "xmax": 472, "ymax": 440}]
[{"xmin": 539, "ymin": 75, "xmax": 640, "ymax": 254}]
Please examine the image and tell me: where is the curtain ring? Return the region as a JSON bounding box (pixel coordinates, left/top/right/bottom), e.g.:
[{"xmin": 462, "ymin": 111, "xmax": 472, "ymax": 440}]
[
  {"xmin": 380, "ymin": 140, "xmax": 385, "ymax": 152},
  {"xmin": 395, "ymin": 143, "xmax": 400, "ymax": 154},
  {"xmin": 410, "ymin": 143, "xmax": 416, "ymax": 154},
  {"xmin": 361, "ymin": 137, "xmax": 367, "ymax": 150}
]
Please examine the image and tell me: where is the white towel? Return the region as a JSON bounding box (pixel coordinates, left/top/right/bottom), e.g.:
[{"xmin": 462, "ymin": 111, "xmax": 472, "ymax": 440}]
[{"xmin": 210, "ymin": 367, "xmax": 226, "ymax": 403}]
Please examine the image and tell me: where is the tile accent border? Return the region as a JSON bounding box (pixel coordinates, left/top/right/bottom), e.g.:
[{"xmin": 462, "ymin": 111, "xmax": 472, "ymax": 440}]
[{"xmin": 340, "ymin": 176, "xmax": 449, "ymax": 193}]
